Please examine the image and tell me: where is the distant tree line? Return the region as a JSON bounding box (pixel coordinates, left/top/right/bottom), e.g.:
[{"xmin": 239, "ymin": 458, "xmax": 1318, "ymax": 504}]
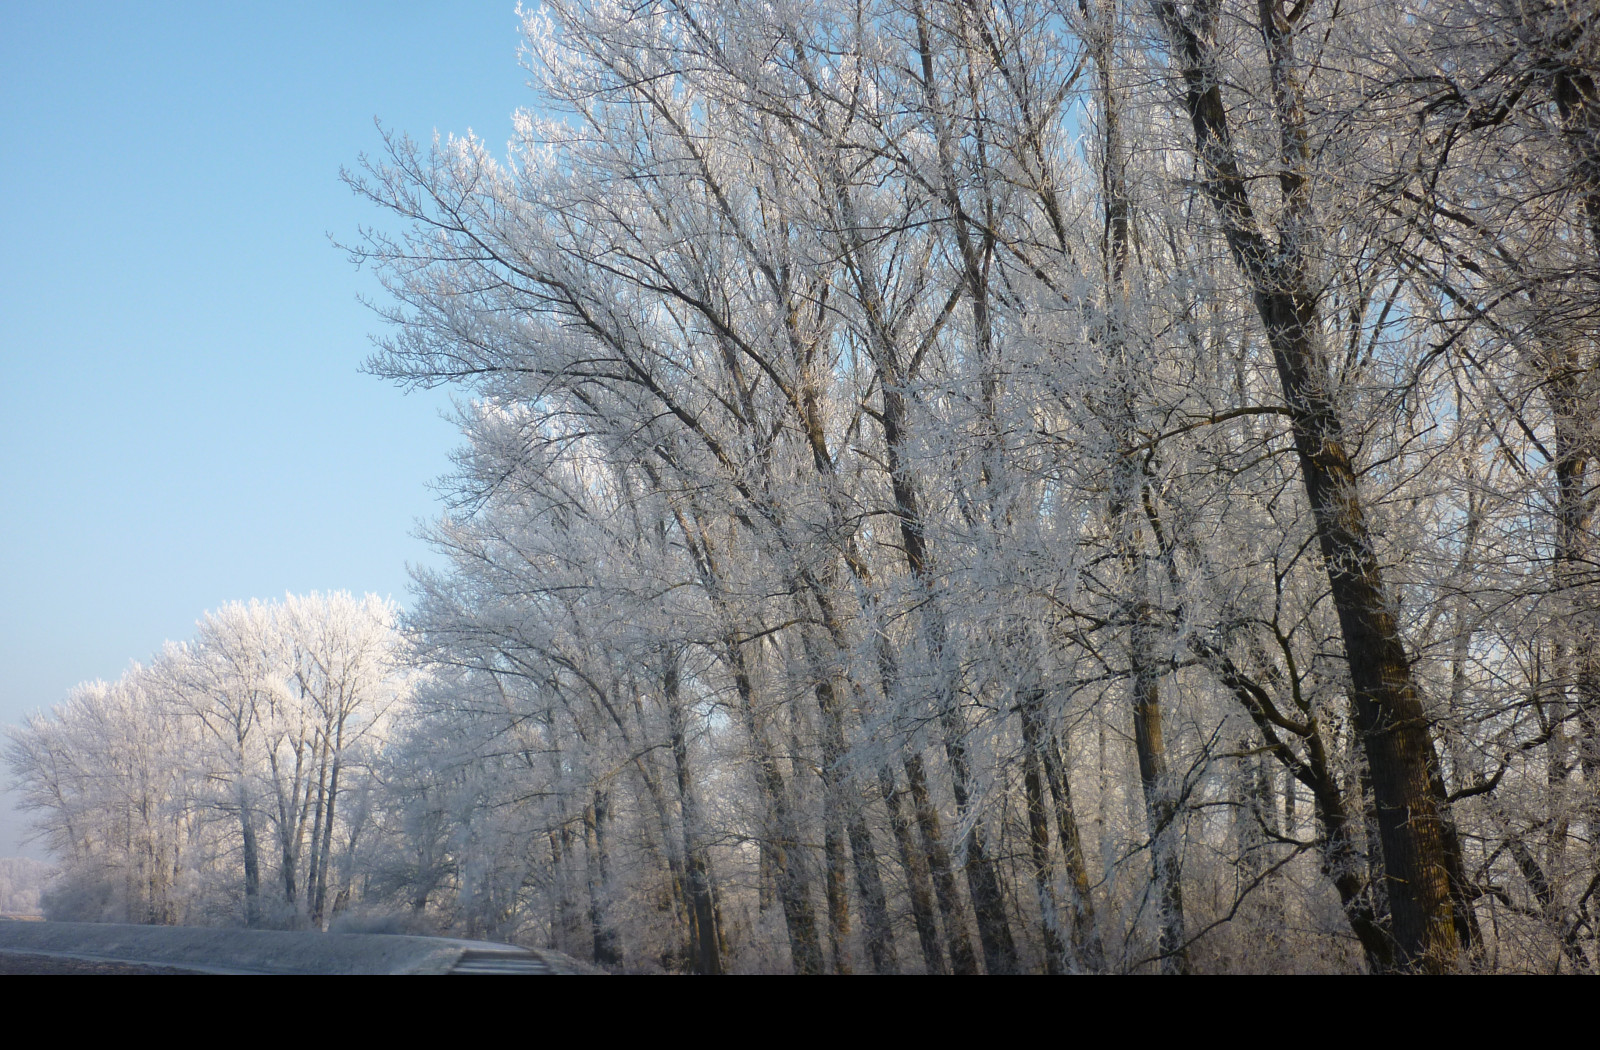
[
  {"xmin": 6, "ymin": 594, "xmax": 406, "ymax": 929},
  {"xmin": 0, "ymin": 858, "xmax": 52, "ymax": 916}
]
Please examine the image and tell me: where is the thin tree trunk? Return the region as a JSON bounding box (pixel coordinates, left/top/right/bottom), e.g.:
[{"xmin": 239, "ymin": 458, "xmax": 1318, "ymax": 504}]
[
  {"xmin": 312, "ymin": 735, "xmax": 343, "ymax": 928},
  {"xmin": 804, "ymin": 607, "xmax": 897, "ymax": 973},
  {"xmin": 664, "ymin": 656, "xmax": 723, "ymax": 975},
  {"xmin": 845, "ymin": 801, "xmax": 897, "ymax": 974},
  {"xmin": 547, "ymin": 828, "xmax": 566, "ymax": 952},
  {"xmin": 1039, "ymin": 730, "xmax": 1106, "ymax": 971},
  {"xmin": 1021, "ymin": 723, "xmax": 1067, "ymax": 974},
  {"xmin": 822, "ymin": 809, "xmax": 851, "ymax": 974},
  {"xmin": 1086, "ymin": 0, "xmax": 1188, "ymax": 972},
  {"xmin": 801, "ymin": 632, "xmax": 853, "ymax": 976},
  {"xmin": 1535, "ymin": 68, "xmax": 1600, "ymax": 840},
  {"xmin": 237, "ymin": 784, "xmax": 260, "ymax": 928},
  {"xmin": 1130, "ymin": 601, "xmax": 1190, "ymax": 974},
  {"xmin": 733, "ymin": 651, "xmax": 823, "ymax": 974},
  {"xmin": 584, "ymin": 791, "xmax": 622, "ymax": 968},
  {"xmin": 1019, "ymin": 690, "xmax": 1105, "ymax": 971},
  {"xmin": 304, "ymin": 730, "xmax": 331, "ymax": 927},
  {"xmin": 905, "ymin": 752, "xmax": 980, "ymax": 974},
  {"xmin": 676, "ymin": 502, "xmax": 825, "ymax": 974},
  {"xmin": 879, "ymin": 763, "xmax": 946, "ymax": 973}
]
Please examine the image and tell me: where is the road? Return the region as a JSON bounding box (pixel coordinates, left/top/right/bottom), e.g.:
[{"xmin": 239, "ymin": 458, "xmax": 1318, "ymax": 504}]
[{"xmin": 0, "ymin": 920, "xmax": 598, "ymax": 974}]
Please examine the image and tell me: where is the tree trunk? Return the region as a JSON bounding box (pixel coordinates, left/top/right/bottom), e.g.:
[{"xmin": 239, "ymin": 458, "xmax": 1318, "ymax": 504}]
[
  {"xmin": 879, "ymin": 763, "xmax": 947, "ymax": 973},
  {"xmin": 904, "ymin": 752, "xmax": 980, "ymax": 974},
  {"xmin": 585, "ymin": 790, "xmax": 623, "ymax": 968},
  {"xmin": 822, "ymin": 809, "xmax": 851, "ymax": 975},
  {"xmin": 1549, "ymin": 70, "xmax": 1600, "ymax": 853},
  {"xmin": 304, "ymin": 730, "xmax": 331, "ymax": 927},
  {"xmin": 804, "ymin": 609, "xmax": 897, "ymax": 974},
  {"xmin": 238, "ymin": 785, "xmax": 260, "ymax": 929},
  {"xmin": 1130, "ymin": 602, "xmax": 1191, "ymax": 974},
  {"xmin": 312, "ymin": 739, "xmax": 342, "ymax": 928},
  {"xmin": 1019, "ymin": 691, "xmax": 1105, "ymax": 971},
  {"xmin": 1154, "ymin": 0, "xmax": 1467, "ymax": 971},
  {"xmin": 1022, "ymin": 724, "xmax": 1067, "ymax": 974},
  {"xmin": 1087, "ymin": 0, "xmax": 1188, "ymax": 972},
  {"xmin": 845, "ymin": 799, "xmax": 897, "ymax": 974},
  {"xmin": 1039, "ymin": 729, "xmax": 1106, "ymax": 971},
  {"xmin": 664, "ymin": 656, "xmax": 723, "ymax": 975},
  {"xmin": 739, "ymin": 667, "xmax": 823, "ymax": 975}
]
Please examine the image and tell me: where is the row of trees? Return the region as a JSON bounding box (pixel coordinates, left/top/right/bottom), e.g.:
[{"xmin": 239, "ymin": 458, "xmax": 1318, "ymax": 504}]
[
  {"xmin": 5, "ymin": 593, "xmax": 407, "ymax": 928},
  {"xmin": 345, "ymin": 0, "xmax": 1597, "ymax": 973},
  {"xmin": 9, "ymin": 0, "xmax": 1597, "ymax": 971},
  {"xmin": 0, "ymin": 858, "xmax": 51, "ymax": 916}
]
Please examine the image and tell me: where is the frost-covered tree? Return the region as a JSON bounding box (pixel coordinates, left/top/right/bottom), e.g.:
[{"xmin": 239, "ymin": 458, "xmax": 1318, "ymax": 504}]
[
  {"xmin": 339, "ymin": 0, "xmax": 1600, "ymax": 973},
  {"xmin": 5, "ymin": 593, "xmax": 411, "ymax": 929}
]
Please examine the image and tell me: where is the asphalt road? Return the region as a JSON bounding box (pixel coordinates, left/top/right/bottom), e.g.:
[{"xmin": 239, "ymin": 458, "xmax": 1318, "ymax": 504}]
[{"xmin": 0, "ymin": 920, "xmax": 598, "ymax": 974}]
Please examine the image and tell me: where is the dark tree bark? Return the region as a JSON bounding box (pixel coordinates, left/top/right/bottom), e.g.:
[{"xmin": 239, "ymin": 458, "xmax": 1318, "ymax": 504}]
[
  {"xmin": 238, "ymin": 789, "xmax": 260, "ymax": 929},
  {"xmin": 1021, "ymin": 716, "xmax": 1068, "ymax": 974},
  {"xmin": 1153, "ymin": 0, "xmax": 1469, "ymax": 971},
  {"xmin": 585, "ymin": 789, "xmax": 623, "ymax": 968},
  {"xmin": 675, "ymin": 504, "xmax": 826, "ymax": 974}
]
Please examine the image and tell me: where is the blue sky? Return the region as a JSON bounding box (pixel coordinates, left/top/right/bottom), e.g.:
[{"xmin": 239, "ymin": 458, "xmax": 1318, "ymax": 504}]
[{"xmin": 0, "ymin": 3, "xmax": 534, "ymax": 855}]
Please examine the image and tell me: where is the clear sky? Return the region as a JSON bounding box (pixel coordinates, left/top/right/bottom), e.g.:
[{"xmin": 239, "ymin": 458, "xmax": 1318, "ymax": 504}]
[{"xmin": 0, "ymin": 2, "xmax": 534, "ymax": 856}]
